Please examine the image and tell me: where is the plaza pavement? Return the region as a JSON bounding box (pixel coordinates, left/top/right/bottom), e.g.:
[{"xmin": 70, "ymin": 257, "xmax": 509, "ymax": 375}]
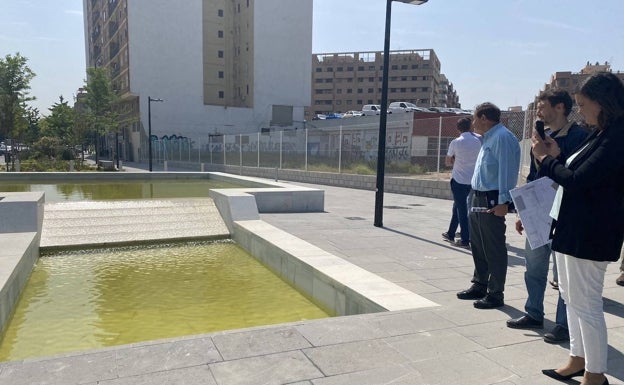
[{"xmin": 0, "ymin": 165, "xmax": 623, "ymax": 384}]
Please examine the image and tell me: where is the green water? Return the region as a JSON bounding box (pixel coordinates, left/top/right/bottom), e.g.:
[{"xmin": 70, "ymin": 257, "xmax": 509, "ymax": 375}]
[
  {"xmin": 0, "ymin": 180, "xmax": 243, "ymax": 202},
  {"xmin": 0, "ymin": 241, "xmax": 330, "ymax": 361}
]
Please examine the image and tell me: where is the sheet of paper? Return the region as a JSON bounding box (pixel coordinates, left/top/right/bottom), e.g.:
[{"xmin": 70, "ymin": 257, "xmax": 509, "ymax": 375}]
[{"xmin": 510, "ymin": 177, "xmax": 558, "ymax": 250}]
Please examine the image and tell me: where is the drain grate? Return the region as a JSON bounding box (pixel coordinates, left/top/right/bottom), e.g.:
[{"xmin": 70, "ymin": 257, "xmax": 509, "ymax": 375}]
[
  {"xmin": 383, "ymin": 206, "xmax": 410, "ymax": 210},
  {"xmin": 345, "ymin": 216, "xmax": 366, "ymax": 220}
]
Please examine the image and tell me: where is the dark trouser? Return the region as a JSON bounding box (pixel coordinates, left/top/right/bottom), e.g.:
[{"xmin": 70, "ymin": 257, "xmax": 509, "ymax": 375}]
[
  {"xmin": 447, "ymin": 178, "xmax": 472, "ymax": 243},
  {"xmin": 469, "ymin": 192, "xmax": 508, "ymax": 301}
]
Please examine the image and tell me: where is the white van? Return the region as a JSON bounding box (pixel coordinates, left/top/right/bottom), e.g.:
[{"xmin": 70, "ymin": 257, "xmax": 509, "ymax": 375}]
[
  {"xmin": 388, "ymin": 101, "xmax": 429, "ymax": 113},
  {"xmin": 361, "ymin": 104, "xmax": 382, "ymax": 116}
]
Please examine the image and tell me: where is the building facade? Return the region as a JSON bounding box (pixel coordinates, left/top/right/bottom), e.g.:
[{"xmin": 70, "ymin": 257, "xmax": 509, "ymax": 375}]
[
  {"xmin": 83, "ymin": 0, "xmax": 312, "ymax": 162},
  {"xmin": 308, "ymin": 49, "xmax": 460, "ymax": 119},
  {"xmin": 540, "ymin": 61, "xmax": 624, "ymax": 100}
]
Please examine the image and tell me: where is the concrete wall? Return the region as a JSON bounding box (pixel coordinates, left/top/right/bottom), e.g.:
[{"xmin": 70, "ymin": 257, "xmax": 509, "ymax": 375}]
[
  {"xmin": 128, "ymin": 0, "xmax": 312, "ymax": 139},
  {"xmin": 178, "ymin": 163, "xmax": 453, "ymax": 200},
  {"xmin": 0, "ymin": 192, "xmax": 44, "ymax": 334}
]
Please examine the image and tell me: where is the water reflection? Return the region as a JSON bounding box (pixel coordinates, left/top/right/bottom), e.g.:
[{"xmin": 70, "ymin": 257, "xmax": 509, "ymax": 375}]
[{"xmin": 0, "ymin": 180, "xmax": 242, "ymax": 202}]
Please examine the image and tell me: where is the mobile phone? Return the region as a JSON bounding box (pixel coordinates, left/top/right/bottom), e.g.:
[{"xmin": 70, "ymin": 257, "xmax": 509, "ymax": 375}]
[{"xmin": 535, "ymin": 120, "xmax": 546, "ymax": 140}]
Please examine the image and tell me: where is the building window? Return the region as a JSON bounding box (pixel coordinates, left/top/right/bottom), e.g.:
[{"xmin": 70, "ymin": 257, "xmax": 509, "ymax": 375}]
[
  {"xmin": 357, "ymin": 88, "xmax": 363, "ymax": 94},
  {"xmin": 218, "ymin": 9, "xmax": 223, "ymax": 17},
  {"xmin": 400, "ymin": 88, "xmax": 406, "ymax": 92},
  {"xmin": 401, "ymin": 65, "xmax": 408, "ymax": 70},
  {"xmin": 325, "ymin": 78, "xmax": 333, "ymax": 83},
  {"xmin": 336, "ymin": 100, "xmax": 342, "ymax": 105},
  {"xmin": 401, "ymin": 76, "xmax": 407, "ymax": 81},
  {"xmin": 357, "ymin": 99, "xmax": 363, "ymax": 104},
  {"xmin": 412, "ymin": 64, "xmax": 418, "ymax": 69},
  {"xmin": 367, "ymin": 88, "xmax": 374, "ymax": 93},
  {"xmin": 391, "ymin": 65, "xmax": 398, "ymax": 70},
  {"xmin": 411, "ymin": 88, "xmax": 417, "ymax": 92},
  {"xmin": 358, "ymin": 66, "xmax": 364, "ymax": 71},
  {"xmin": 336, "ymin": 89, "xmax": 342, "ymax": 94},
  {"xmin": 412, "ymin": 76, "xmax": 418, "ymax": 81},
  {"xmin": 315, "ymin": 79, "xmax": 323, "ymax": 83},
  {"xmin": 347, "ymin": 66, "xmax": 354, "ymax": 71},
  {"xmin": 368, "ymin": 65, "xmax": 375, "ymax": 70},
  {"xmin": 326, "ymin": 67, "xmax": 333, "ymax": 72},
  {"xmin": 346, "ymin": 100, "xmax": 352, "ymax": 105},
  {"xmin": 218, "ymin": 91, "xmax": 224, "ymax": 99},
  {"xmin": 368, "ymin": 77, "xmax": 374, "ymax": 82},
  {"xmin": 218, "ymin": 50, "xmax": 224, "ymax": 58},
  {"xmin": 390, "ymin": 88, "xmax": 397, "ymax": 92},
  {"xmin": 390, "ymin": 76, "xmax": 398, "ymax": 81},
  {"xmin": 218, "ymin": 71, "xmax": 224, "ymax": 78},
  {"xmin": 337, "ymin": 67, "xmax": 343, "ymax": 72},
  {"xmin": 346, "ymin": 78, "xmax": 353, "ymax": 83},
  {"xmin": 347, "ymin": 89, "xmax": 352, "ymax": 94},
  {"xmin": 315, "ymin": 68, "xmax": 322, "ymax": 72},
  {"xmin": 218, "ymin": 30, "xmax": 224, "ymax": 38}
]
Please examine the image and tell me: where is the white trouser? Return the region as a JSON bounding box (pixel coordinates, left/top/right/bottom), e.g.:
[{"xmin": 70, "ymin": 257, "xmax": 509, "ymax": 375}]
[{"xmin": 555, "ymin": 252, "xmax": 609, "ymax": 373}]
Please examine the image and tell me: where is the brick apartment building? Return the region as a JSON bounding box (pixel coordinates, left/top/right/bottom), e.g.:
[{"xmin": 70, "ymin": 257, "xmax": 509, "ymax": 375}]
[{"xmin": 307, "ymin": 49, "xmax": 460, "ymax": 119}]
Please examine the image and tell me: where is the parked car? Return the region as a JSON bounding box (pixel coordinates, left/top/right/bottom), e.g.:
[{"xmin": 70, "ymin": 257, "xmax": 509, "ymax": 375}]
[
  {"xmin": 388, "ymin": 102, "xmax": 430, "ymax": 113},
  {"xmin": 342, "ymin": 110, "xmax": 363, "ymax": 118},
  {"xmin": 312, "ymin": 114, "xmax": 327, "ymax": 120},
  {"xmin": 325, "ymin": 113, "xmax": 343, "ymax": 119},
  {"xmin": 361, "ymin": 104, "xmax": 383, "ymax": 116}
]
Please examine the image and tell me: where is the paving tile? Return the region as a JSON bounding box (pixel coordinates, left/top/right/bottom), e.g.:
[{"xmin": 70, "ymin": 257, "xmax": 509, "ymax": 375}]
[
  {"xmin": 209, "ymin": 351, "xmax": 322, "ymax": 385},
  {"xmin": 212, "ymin": 327, "xmax": 312, "ymax": 360},
  {"xmin": 311, "ymin": 364, "xmax": 421, "ymax": 385},
  {"xmin": 114, "ymin": 337, "xmax": 222, "ymax": 378},
  {"xmin": 98, "ymin": 365, "xmax": 216, "ymax": 385},
  {"xmin": 294, "ymin": 314, "xmax": 387, "ymax": 346},
  {"xmin": 385, "ymin": 328, "xmax": 483, "ymax": 362},
  {"xmin": 366, "ymin": 309, "xmax": 457, "ymax": 336},
  {"xmin": 406, "ymin": 351, "xmax": 516, "ymax": 385},
  {"xmin": 455, "ymin": 320, "xmax": 546, "ymax": 349},
  {"xmin": 0, "ymin": 351, "xmax": 118, "ymax": 385},
  {"xmin": 302, "ymin": 339, "xmax": 409, "ymax": 376}
]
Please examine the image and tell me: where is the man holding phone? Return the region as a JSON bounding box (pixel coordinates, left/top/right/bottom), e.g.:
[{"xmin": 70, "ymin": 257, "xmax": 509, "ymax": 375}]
[{"xmin": 507, "ymin": 89, "xmax": 589, "ymax": 343}]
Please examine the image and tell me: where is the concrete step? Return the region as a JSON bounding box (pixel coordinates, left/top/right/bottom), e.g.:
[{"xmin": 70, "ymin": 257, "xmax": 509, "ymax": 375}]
[{"xmin": 40, "ymin": 198, "xmax": 229, "ymax": 249}]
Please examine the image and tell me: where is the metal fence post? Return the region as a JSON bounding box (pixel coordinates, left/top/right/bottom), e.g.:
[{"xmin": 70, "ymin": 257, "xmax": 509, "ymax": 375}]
[{"xmin": 437, "ymin": 116, "xmax": 442, "ymax": 174}]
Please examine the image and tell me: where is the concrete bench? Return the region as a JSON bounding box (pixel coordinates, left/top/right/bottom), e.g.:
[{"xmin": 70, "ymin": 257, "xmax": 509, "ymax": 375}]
[{"xmin": 98, "ymin": 160, "xmax": 115, "ymax": 170}]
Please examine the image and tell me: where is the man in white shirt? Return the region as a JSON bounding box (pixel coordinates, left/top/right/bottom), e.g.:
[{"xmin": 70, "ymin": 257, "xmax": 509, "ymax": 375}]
[{"xmin": 443, "ymin": 117, "xmax": 482, "ymax": 248}]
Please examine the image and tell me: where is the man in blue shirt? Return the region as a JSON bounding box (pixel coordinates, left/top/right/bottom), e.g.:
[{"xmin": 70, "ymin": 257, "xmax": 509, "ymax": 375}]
[{"xmin": 457, "ymin": 102, "xmax": 520, "ymax": 309}]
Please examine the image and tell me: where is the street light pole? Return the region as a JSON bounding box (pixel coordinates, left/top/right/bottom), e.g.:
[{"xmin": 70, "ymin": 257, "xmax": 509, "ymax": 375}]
[
  {"xmin": 374, "ymin": 0, "xmax": 429, "ymax": 227},
  {"xmin": 147, "ymin": 96, "xmax": 163, "ymax": 172}
]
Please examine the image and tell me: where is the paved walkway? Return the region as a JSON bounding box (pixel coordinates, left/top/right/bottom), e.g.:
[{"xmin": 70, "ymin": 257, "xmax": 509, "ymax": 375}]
[{"xmin": 1, "ymin": 165, "xmax": 623, "ymax": 384}]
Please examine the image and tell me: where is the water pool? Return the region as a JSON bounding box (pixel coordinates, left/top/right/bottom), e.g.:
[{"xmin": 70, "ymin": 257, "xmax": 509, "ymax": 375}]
[
  {"xmin": 0, "ymin": 240, "xmax": 330, "ymax": 361},
  {"xmin": 0, "ymin": 180, "xmax": 243, "ymax": 202}
]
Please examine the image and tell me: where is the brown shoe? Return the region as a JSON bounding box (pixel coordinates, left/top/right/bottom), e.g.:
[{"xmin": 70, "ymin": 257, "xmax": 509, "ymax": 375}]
[{"xmin": 616, "ymin": 273, "xmax": 624, "ymax": 286}]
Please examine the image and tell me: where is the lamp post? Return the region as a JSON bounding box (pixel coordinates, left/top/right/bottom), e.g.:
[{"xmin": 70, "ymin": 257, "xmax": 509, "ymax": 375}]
[
  {"xmin": 147, "ymin": 96, "xmax": 163, "ymax": 172},
  {"xmin": 374, "ymin": 0, "xmax": 429, "ymax": 227}
]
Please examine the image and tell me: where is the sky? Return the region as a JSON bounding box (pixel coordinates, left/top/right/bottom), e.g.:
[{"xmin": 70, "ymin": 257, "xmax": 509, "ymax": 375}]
[{"xmin": 1, "ymin": 0, "xmax": 623, "ymax": 115}]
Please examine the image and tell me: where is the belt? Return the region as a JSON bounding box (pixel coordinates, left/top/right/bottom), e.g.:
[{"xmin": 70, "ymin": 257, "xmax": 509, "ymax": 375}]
[{"xmin": 474, "ymin": 190, "xmax": 498, "ymax": 197}]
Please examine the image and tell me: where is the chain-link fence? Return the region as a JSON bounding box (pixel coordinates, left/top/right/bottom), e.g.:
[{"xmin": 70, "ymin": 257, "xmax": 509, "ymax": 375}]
[{"xmin": 141, "ymin": 109, "xmax": 587, "ymax": 181}]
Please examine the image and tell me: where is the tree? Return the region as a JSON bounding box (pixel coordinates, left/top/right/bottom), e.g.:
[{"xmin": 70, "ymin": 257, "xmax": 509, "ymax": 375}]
[
  {"xmin": 22, "ymin": 105, "xmax": 41, "ymax": 145},
  {"xmin": 0, "ymin": 53, "xmax": 36, "ymax": 141},
  {"xmin": 43, "ymin": 96, "xmax": 75, "ymax": 145},
  {"xmin": 83, "ymin": 67, "xmax": 118, "ymax": 162}
]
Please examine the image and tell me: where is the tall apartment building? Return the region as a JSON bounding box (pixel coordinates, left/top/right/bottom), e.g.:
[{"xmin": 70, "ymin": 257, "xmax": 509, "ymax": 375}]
[
  {"xmin": 308, "ymin": 49, "xmax": 460, "ymax": 119},
  {"xmin": 83, "ymin": 0, "xmax": 312, "ymax": 162}
]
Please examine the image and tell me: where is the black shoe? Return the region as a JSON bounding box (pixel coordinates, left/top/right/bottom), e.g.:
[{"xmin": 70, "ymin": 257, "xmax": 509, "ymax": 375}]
[
  {"xmin": 456, "ymin": 285, "xmax": 486, "ymax": 300},
  {"xmin": 453, "ymin": 240, "xmax": 471, "ymax": 250},
  {"xmin": 473, "ymin": 295, "xmax": 504, "ymax": 309},
  {"xmin": 442, "ymin": 232, "xmax": 454, "ymax": 242},
  {"xmin": 542, "ymin": 368, "xmax": 585, "ymax": 381},
  {"xmin": 506, "ymin": 315, "xmax": 543, "ymax": 329},
  {"xmin": 544, "ymin": 325, "xmax": 570, "ymax": 344}
]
